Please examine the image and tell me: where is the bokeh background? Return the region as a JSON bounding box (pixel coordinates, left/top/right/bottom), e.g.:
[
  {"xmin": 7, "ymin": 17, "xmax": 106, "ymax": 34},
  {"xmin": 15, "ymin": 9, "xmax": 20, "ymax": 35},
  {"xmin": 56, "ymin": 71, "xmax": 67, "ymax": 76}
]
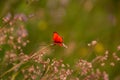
[{"xmin": 0, "ymin": 0, "xmax": 120, "ymax": 80}]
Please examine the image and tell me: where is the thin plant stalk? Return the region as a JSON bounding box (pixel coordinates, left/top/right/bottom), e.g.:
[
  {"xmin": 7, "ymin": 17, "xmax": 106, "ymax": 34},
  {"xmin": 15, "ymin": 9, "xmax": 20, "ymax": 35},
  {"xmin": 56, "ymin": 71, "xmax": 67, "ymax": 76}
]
[{"xmin": 0, "ymin": 44, "xmax": 53, "ymax": 78}]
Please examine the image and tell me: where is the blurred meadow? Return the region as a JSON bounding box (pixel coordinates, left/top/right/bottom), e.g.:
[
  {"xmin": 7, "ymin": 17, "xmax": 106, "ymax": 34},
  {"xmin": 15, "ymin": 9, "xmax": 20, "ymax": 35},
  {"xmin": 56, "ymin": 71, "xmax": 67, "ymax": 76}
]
[{"xmin": 0, "ymin": 0, "xmax": 120, "ymax": 80}]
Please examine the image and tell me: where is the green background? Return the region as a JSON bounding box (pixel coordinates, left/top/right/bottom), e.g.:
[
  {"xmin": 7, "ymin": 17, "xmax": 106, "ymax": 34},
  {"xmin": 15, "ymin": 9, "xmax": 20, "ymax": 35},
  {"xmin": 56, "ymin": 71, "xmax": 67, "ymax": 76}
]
[{"xmin": 0, "ymin": 0, "xmax": 120, "ymax": 80}]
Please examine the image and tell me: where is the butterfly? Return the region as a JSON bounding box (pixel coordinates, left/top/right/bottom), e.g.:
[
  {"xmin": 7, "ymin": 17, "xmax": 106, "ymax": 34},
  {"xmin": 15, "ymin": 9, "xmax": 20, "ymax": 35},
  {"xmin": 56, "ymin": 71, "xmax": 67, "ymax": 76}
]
[{"xmin": 53, "ymin": 32, "xmax": 68, "ymax": 48}]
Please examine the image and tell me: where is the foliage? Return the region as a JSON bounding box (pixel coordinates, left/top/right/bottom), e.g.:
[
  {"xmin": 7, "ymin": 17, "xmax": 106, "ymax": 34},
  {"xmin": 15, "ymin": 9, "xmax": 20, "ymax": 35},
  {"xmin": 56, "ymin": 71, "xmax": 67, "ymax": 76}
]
[{"xmin": 0, "ymin": 0, "xmax": 120, "ymax": 80}]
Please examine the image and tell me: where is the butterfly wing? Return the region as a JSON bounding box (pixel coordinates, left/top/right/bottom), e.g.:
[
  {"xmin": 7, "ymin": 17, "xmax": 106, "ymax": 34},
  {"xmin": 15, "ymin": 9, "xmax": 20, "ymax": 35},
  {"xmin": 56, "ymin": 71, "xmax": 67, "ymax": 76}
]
[
  {"xmin": 53, "ymin": 32, "xmax": 67, "ymax": 48},
  {"xmin": 53, "ymin": 32, "xmax": 63, "ymax": 43}
]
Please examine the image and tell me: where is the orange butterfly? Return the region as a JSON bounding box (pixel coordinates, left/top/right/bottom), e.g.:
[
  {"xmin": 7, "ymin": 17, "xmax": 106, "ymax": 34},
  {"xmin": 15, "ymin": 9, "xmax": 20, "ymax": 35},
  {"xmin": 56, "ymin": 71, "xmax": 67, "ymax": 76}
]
[{"xmin": 53, "ymin": 32, "xmax": 67, "ymax": 48}]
